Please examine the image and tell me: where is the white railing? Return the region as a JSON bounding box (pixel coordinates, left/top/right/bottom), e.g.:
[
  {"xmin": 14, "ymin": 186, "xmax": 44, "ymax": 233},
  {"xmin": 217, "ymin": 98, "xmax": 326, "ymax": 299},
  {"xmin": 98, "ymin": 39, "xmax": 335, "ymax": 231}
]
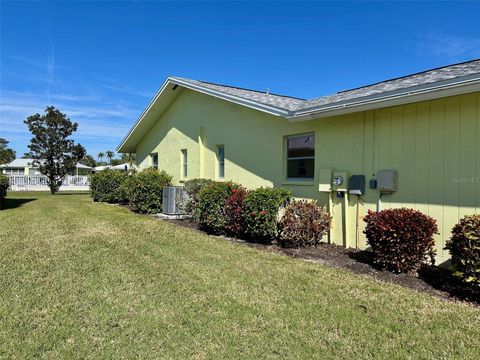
[{"xmin": 7, "ymin": 175, "xmax": 90, "ymax": 191}]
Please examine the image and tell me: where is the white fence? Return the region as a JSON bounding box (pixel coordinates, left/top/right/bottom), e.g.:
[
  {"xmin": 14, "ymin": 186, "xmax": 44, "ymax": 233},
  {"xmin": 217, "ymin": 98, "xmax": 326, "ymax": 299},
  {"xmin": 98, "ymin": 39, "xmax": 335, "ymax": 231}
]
[{"xmin": 7, "ymin": 176, "xmax": 90, "ymax": 192}]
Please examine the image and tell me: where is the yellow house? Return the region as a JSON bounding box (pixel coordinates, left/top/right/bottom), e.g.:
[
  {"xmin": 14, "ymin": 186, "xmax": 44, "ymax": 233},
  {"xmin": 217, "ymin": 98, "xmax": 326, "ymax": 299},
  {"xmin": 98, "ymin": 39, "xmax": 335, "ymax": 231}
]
[{"xmin": 118, "ymin": 59, "xmax": 480, "ymax": 264}]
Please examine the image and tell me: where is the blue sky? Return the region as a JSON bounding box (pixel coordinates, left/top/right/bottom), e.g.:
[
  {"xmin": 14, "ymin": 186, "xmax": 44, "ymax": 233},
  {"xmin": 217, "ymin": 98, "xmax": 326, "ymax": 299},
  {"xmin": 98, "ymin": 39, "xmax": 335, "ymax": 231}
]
[{"xmin": 1, "ymin": 1, "xmax": 480, "ymax": 159}]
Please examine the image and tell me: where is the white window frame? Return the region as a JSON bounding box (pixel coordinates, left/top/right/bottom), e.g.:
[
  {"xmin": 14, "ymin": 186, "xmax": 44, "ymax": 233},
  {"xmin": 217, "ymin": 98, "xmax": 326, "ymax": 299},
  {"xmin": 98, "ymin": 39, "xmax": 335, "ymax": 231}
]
[
  {"xmin": 151, "ymin": 153, "xmax": 158, "ymax": 170},
  {"xmin": 285, "ymin": 133, "xmax": 315, "ymax": 181},
  {"xmin": 217, "ymin": 145, "xmax": 225, "ymax": 179},
  {"xmin": 181, "ymin": 149, "xmax": 188, "ymax": 179}
]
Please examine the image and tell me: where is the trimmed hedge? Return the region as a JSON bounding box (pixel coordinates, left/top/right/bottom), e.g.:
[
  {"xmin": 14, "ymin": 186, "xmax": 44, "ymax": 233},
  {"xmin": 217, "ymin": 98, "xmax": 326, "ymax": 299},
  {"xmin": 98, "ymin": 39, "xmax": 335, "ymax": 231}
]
[
  {"xmin": 242, "ymin": 187, "xmax": 291, "ymax": 244},
  {"xmin": 90, "ymin": 170, "xmax": 129, "ymax": 203},
  {"xmin": 125, "ymin": 168, "xmax": 172, "ymax": 214},
  {"xmin": 278, "ymin": 200, "xmax": 331, "ymax": 248},
  {"xmin": 364, "ymin": 208, "xmax": 438, "ymax": 273},
  {"xmin": 196, "ymin": 182, "xmax": 238, "ymax": 234},
  {"xmin": 445, "ymin": 214, "xmax": 480, "ymax": 289},
  {"xmin": 182, "ymin": 178, "xmax": 214, "ymax": 215}
]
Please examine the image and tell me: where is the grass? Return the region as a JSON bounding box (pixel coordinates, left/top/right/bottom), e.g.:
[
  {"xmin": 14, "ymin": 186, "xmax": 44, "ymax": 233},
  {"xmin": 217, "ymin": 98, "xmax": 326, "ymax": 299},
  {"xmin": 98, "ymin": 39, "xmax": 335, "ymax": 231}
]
[{"xmin": 1, "ymin": 192, "xmax": 479, "ymax": 359}]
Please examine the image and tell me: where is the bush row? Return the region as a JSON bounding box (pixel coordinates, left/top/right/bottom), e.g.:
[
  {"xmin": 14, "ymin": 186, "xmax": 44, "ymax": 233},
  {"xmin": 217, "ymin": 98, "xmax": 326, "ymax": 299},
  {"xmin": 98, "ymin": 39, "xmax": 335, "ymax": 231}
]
[
  {"xmin": 91, "ymin": 171, "xmax": 479, "ymax": 289},
  {"xmin": 90, "ymin": 168, "xmax": 172, "ymax": 213},
  {"xmin": 183, "ymin": 179, "xmax": 331, "ymax": 248}
]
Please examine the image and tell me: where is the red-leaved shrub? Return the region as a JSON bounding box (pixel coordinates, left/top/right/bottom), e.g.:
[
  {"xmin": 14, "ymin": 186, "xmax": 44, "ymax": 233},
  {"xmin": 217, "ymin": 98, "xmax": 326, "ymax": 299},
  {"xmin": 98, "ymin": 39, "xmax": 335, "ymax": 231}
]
[
  {"xmin": 224, "ymin": 187, "xmax": 247, "ymax": 237},
  {"xmin": 363, "ymin": 208, "xmax": 438, "ymax": 273},
  {"xmin": 278, "ymin": 200, "xmax": 331, "ymax": 248}
]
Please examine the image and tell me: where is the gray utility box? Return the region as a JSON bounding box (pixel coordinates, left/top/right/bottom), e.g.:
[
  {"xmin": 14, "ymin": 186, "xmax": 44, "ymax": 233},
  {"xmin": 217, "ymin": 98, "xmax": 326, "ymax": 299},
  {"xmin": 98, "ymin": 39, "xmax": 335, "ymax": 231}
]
[
  {"xmin": 349, "ymin": 175, "xmax": 365, "ymax": 195},
  {"xmin": 377, "ymin": 170, "xmax": 398, "ymax": 192},
  {"xmin": 162, "ymin": 186, "xmax": 188, "ymax": 215}
]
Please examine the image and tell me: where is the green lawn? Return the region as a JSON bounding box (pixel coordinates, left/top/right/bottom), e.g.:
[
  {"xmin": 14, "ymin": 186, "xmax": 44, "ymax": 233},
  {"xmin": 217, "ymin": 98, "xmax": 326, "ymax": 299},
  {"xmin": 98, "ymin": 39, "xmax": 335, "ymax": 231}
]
[{"xmin": 0, "ymin": 192, "xmax": 479, "ymax": 359}]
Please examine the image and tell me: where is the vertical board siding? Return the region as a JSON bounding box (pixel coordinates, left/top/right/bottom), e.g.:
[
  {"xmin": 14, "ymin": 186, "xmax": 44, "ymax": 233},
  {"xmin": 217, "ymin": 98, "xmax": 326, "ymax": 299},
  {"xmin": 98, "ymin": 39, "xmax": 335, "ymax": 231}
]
[{"xmin": 371, "ymin": 95, "xmax": 479, "ymax": 257}]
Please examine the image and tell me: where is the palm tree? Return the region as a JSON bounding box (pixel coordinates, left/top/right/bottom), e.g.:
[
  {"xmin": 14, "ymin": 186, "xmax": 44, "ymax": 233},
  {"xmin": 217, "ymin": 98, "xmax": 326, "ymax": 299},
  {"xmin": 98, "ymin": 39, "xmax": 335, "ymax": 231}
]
[
  {"xmin": 97, "ymin": 152, "xmax": 104, "ymax": 164},
  {"xmin": 121, "ymin": 152, "xmax": 136, "ymax": 165},
  {"xmin": 105, "ymin": 150, "xmax": 114, "ymax": 164}
]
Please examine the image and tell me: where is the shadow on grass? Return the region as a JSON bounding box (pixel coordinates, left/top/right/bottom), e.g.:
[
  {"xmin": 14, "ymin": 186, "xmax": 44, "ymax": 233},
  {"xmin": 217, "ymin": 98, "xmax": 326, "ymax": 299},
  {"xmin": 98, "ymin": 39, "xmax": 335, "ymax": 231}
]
[
  {"xmin": 55, "ymin": 192, "xmax": 90, "ymax": 196},
  {"xmin": 0, "ymin": 197, "xmax": 36, "ymax": 210},
  {"xmin": 417, "ymin": 266, "xmax": 480, "ymax": 303},
  {"xmin": 348, "ymin": 250, "xmax": 479, "ymax": 304}
]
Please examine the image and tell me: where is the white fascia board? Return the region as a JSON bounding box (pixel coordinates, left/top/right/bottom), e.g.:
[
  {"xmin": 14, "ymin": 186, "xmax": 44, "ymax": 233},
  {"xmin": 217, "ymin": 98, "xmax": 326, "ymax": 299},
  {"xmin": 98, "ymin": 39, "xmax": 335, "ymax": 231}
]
[
  {"xmin": 288, "ymin": 78, "xmax": 480, "ymax": 122},
  {"xmin": 116, "ymin": 79, "xmax": 174, "ymax": 152},
  {"xmin": 117, "ymin": 77, "xmax": 290, "ymax": 152}
]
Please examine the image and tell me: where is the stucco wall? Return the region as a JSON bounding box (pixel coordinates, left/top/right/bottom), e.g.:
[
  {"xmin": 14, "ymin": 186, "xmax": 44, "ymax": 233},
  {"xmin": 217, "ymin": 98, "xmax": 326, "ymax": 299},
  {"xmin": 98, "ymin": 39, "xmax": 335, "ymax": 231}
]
[{"xmin": 135, "ymin": 89, "xmax": 480, "ymax": 263}]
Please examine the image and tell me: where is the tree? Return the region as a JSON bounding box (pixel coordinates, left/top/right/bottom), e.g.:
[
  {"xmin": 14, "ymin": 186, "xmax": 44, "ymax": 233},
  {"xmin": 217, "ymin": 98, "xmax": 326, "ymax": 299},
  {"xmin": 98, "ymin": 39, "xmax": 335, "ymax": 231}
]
[
  {"xmin": 121, "ymin": 152, "xmax": 136, "ymax": 165},
  {"xmin": 0, "ymin": 138, "xmax": 16, "ymax": 164},
  {"xmin": 97, "ymin": 152, "xmax": 105, "ymax": 164},
  {"xmin": 105, "ymin": 150, "xmax": 115, "ymax": 164},
  {"xmin": 79, "ymin": 154, "xmax": 97, "ymax": 168},
  {"xmin": 24, "ymin": 106, "xmax": 86, "ymax": 194}
]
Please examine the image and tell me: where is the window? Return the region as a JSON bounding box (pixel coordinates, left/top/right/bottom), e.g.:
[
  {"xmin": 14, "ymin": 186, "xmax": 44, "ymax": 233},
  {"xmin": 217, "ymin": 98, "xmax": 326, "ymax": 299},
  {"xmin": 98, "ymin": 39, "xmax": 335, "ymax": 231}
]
[
  {"xmin": 151, "ymin": 153, "xmax": 158, "ymax": 170},
  {"xmin": 181, "ymin": 149, "xmax": 188, "ymax": 178},
  {"xmin": 286, "ymin": 134, "xmax": 315, "ymax": 179},
  {"xmin": 5, "ymin": 169, "xmax": 24, "ymax": 176},
  {"xmin": 217, "ymin": 145, "xmax": 225, "ymax": 179}
]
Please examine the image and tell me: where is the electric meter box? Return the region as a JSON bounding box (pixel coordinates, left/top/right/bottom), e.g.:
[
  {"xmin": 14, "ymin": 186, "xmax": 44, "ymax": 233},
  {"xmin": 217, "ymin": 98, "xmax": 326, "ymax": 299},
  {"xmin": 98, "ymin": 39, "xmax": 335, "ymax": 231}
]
[
  {"xmin": 318, "ymin": 168, "xmax": 332, "ymax": 192},
  {"xmin": 349, "ymin": 175, "xmax": 366, "ymax": 195},
  {"xmin": 332, "ymin": 171, "xmax": 349, "ymax": 192},
  {"xmin": 376, "ymin": 170, "xmax": 398, "ymax": 192}
]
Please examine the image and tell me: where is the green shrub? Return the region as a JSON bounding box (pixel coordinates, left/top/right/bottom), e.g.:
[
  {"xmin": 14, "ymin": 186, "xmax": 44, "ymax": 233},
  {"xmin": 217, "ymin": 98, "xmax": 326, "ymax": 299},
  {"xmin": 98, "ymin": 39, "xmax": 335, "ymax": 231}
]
[
  {"xmin": 242, "ymin": 187, "xmax": 291, "ymax": 243},
  {"xmin": 278, "ymin": 200, "xmax": 331, "ymax": 248},
  {"xmin": 182, "ymin": 178, "xmax": 214, "ymax": 215},
  {"xmin": 224, "ymin": 186, "xmax": 247, "ymax": 237},
  {"xmin": 90, "ymin": 170, "xmax": 128, "ymax": 203},
  {"xmin": 363, "ymin": 208, "xmax": 438, "ymax": 273},
  {"xmin": 445, "ymin": 214, "xmax": 480, "ymax": 289},
  {"xmin": 195, "ymin": 182, "xmax": 238, "ymax": 234},
  {"xmin": 125, "ymin": 168, "xmax": 172, "ymax": 213},
  {"xmin": 0, "ymin": 175, "xmax": 9, "ymax": 209}
]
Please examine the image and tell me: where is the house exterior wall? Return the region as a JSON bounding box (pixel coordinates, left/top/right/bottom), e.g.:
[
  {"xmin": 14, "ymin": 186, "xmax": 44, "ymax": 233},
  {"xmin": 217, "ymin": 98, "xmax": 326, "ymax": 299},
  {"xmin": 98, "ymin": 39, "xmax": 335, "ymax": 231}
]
[{"xmin": 136, "ymin": 89, "xmax": 480, "ymax": 263}]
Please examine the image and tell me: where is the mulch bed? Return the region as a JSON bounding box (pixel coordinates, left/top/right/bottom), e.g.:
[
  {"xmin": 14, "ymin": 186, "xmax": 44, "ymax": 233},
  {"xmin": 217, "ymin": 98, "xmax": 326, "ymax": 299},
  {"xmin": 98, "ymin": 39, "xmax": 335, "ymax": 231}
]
[{"xmin": 165, "ymin": 218, "xmax": 479, "ymax": 306}]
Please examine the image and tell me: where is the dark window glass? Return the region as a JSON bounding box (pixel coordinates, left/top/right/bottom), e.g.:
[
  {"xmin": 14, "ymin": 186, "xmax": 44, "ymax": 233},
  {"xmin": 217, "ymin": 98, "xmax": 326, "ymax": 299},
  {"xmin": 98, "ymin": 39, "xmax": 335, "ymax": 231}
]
[
  {"xmin": 218, "ymin": 146, "xmax": 225, "ymax": 178},
  {"xmin": 286, "ymin": 135, "xmax": 314, "ymax": 179},
  {"xmin": 152, "ymin": 154, "xmax": 158, "ymax": 169}
]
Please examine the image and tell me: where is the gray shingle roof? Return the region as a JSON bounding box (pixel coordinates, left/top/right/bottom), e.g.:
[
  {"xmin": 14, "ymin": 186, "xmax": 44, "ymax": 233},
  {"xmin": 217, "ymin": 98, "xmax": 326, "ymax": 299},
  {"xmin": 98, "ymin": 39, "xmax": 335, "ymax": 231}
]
[
  {"xmin": 170, "ymin": 77, "xmax": 306, "ymax": 112},
  {"xmin": 297, "ymin": 59, "xmax": 480, "ymax": 112},
  {"xmin": 172, "ymin": 59, "xmax": 480, "ymax": 115}
]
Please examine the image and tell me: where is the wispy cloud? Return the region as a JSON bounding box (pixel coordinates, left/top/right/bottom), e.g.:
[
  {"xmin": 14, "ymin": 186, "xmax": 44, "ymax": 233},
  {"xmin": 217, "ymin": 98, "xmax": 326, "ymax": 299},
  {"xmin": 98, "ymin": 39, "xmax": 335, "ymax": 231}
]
[
  {"xmin": 46, "ymin": 49, "xmax": 55, "ymax": 102},
  {"xmin": 413, "ymin": 30, "xmax": 480, "ymax": 60},
  {"xmin": 2, "ymin": 54, "xmax": 144, "ymax": 155},
  {"xmin": 102, "ymin": 84, "xmax": 151, "ymax": 98}
]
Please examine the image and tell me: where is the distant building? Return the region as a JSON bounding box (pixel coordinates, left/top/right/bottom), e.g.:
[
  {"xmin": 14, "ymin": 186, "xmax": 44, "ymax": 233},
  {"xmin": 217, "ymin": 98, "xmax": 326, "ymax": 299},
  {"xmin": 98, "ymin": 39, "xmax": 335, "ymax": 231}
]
[
  {"xmin": 0, "ymin": 158, "xmax": 40, "ymax": 176},
  {"xmin": 0, "ymin": 159, "xmax": 93, "ymax": 176}
]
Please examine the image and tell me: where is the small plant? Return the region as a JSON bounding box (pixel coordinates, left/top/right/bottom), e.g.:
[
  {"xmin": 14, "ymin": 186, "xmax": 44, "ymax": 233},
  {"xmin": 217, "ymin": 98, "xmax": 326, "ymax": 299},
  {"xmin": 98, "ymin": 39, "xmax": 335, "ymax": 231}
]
[
  {"xmin": 445, "ymin": 214, "xmax": 480, "ymax": 289},
  {"xmin": 363, "ymin": 208, "xmax": 438, "ymax": 273},
  {"xmin": 278, "ymin": 200, "xmax": 331, "ymax": 248},
  {"xmin": 182, "ymin": 178, "xmax": 214, "ymax": 215},
  {"xmin": 224, "ymin": 186, "xmax": 247, "ymax": 237},
  {"xmin": 195, "ymin": 182, "xmax": 238, "ymax": 234},
  {"xmin": 242, "ymin": 187, "xmax": 291, "ymax": 243},
  {"xmin": 90, "ymin": 169, "xmax": 128, "ymax": 203},
  {"xmin": 125, "ymin": 168, "xmax": 172, "ymax": 213}
]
